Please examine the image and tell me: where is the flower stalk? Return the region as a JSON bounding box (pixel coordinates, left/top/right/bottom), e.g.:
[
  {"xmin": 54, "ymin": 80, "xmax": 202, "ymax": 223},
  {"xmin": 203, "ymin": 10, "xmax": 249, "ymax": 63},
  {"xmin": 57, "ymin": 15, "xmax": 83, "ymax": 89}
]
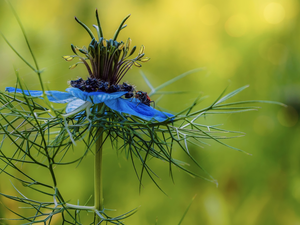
[{"xmin": 95, "ymin": 124, "xmax": 104, "ymax": 218}]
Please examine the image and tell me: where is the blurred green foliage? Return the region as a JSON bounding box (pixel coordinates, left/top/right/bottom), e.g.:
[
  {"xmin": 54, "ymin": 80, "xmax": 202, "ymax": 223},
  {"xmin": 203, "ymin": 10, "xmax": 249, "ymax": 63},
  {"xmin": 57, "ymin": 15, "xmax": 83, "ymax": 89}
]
[{"xmin": 0, "ymin": 0, "xmax": 299, "ymax": 224}]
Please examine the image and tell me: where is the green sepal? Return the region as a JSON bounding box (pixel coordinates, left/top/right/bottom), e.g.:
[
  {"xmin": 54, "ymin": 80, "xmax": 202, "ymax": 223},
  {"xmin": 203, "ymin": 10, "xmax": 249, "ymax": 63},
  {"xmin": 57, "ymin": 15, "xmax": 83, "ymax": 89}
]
[
  {"xmin": 95, "ymin": 9, "xmax": 104, "ymax": 38},
  {"xmin": 75, "ymin": 16, "xmax": 95, "ymax": 40},
  {"xmin": 113, "ymin": 14, "xmax": 131, "ymax": 41},
  {"xmin": 128, "ymin": 46, "xmax": 136, "ymax": 57},
  {"xmin": 137, "ymin": 53, "xmax": 145, "ymax": 60},
  {"xmin": 88, "ymin": 45, "xmax": 96, "ymax": 58},
  {"xmin": 71, "ymin": 44, "xmax": 78, "ymax": 55}
]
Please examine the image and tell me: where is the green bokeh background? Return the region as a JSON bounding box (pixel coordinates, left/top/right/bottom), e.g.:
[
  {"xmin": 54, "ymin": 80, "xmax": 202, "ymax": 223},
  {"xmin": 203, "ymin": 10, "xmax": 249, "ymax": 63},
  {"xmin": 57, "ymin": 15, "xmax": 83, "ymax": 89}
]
[{"xmin": 0, "ymin": 0, "xmax": 299, "ymax": 224}]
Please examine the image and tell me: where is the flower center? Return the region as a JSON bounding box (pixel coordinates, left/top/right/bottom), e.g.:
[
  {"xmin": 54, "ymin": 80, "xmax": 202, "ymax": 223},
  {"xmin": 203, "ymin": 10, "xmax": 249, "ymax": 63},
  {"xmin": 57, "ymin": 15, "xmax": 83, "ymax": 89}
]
[
  {"xmin": 63, "ymin": 11, "xmax": 150, "ymax": 86},
  {"xmin": 70, "ymin": 77, "xmax": 135, "ymax": 98}
]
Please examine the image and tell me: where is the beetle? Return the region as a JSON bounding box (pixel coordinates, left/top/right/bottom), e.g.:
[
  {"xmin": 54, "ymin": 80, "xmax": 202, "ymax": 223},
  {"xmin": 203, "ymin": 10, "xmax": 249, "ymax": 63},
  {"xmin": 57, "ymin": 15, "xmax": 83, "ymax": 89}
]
[{"xmin": 134, "ymin": 91, "xmax": 154, "ymax": 107}]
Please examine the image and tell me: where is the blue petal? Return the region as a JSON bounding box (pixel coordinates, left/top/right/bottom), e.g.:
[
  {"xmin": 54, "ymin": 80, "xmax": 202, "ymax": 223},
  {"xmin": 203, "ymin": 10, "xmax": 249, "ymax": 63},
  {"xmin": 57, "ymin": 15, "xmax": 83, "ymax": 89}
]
[
  {"xmin": 66, "ymin": 99, "xmax": 86, "ymax": 113},
  {"xmin": 6, "ymin": 87, "xmax": 43, "ymax": 97},
  {"xmin": 93, "ymin": 91, "xmax": 128, "ymax": 104},
  {"xmin": 66, "ymin": 88, "xmax": 127, "ymax": 104},
  {"xmin": 104, "ymin": 98, "xmax": 174, "ymax": 122},
  {"xmin": 46, "ymin": 92, "xmax": 77, "ymax": 103},
  {"xmin": 5, "ymin": 87, "xmax": 77, "ymax": 103}
]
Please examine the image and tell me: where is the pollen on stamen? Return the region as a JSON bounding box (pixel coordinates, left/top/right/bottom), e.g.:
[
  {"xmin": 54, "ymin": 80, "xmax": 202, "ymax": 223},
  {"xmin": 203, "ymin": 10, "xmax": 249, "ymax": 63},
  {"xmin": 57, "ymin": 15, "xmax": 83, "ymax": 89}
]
[{"xmin": 62, "ymin": 56, "xmax": 74, "ymax": 61}]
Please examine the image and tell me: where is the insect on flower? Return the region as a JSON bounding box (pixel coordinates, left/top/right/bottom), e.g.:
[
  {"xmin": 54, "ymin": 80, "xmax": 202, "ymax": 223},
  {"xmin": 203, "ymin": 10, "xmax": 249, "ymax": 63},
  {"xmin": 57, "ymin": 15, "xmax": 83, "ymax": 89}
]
[{"xmin": 134, "ymin": 91, "xmax": 154, "ymax": 107}]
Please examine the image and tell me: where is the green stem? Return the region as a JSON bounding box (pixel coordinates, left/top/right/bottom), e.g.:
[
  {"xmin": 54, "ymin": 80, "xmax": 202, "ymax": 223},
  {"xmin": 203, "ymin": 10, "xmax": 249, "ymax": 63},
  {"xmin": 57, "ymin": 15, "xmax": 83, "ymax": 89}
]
[
  {"xmin": 66, "ymin": 203, "xmax": 95, "ymax": 211},
  {"xmin": 94, "ymin": 126, "xmax": 104, "ymax": 221}
]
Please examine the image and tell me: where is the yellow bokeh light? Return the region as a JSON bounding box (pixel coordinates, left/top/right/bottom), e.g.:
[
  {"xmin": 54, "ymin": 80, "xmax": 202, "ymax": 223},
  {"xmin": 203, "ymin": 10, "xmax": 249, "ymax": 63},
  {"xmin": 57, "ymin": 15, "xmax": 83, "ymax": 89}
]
[
  {"xmin": 225, "ymin": 14, "xmax": 248, "ymax": 37},
  {"xmin": 264, "ymin": 3, "xmax": 285, "ymax": 24},
  {"xmin": 199, "ymin": 4, "xmax": 220, "ymax": 26}
]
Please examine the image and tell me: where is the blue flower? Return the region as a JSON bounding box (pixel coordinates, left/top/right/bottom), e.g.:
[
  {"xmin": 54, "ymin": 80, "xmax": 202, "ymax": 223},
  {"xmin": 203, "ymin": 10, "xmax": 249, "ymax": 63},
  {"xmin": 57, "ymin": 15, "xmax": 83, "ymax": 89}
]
[
  {"xmin": 5, "ymin": 13, "xmax": 175, "ymax": 124},
  {"xmin": 5, "ymin": 87, "xmax": 174, "ymax": 122}
]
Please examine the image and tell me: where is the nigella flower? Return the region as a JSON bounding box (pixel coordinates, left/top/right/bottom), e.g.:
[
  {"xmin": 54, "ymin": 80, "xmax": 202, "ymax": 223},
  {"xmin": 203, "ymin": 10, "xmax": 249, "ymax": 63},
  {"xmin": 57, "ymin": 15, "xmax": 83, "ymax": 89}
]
[
  {"xmin": 5, "ymin": 87, "xmax": 173, "ymax": 122},
  {"xmin": 6, "ymin": 11, "xmax": 174, "ymax": 123}
]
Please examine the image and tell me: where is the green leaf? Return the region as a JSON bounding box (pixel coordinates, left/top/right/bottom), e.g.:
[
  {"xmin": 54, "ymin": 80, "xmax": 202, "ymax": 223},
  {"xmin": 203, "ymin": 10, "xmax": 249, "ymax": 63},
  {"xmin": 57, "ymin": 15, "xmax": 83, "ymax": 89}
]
[
  {"xmin": 178, "ymin": 195, "xmax": 196, "ymax": 225},
  {"xmin": 149, "ymin": 68, "xmax": 206, "ymax": 96},
  {"xmin": 214, "ymin": 85, "xmax": 249, "ymax": 106}
]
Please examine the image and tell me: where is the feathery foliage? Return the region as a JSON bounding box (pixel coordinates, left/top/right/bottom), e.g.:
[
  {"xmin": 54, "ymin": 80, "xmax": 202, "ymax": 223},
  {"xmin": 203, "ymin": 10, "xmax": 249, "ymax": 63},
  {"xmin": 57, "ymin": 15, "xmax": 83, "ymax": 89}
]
[{"xmin": 0, "ymin": 3, "xmax": 284, "ymax": 224}]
